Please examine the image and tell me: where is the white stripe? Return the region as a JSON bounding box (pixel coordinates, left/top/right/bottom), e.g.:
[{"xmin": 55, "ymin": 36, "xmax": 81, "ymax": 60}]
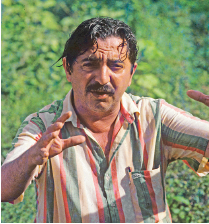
[{"xmin": 139, "ymin": 100, "xmax": 157, "ymax": 170}]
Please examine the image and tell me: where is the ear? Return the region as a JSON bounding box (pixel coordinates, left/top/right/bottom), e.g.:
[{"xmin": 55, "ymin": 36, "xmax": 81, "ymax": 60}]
[
  {"xmin": 128, "ymin": 62, "xmax": 137, "ymax": 86},
  {"xmin": 63, "ymin": 57, "xmax": 71, "ymax": 82}
]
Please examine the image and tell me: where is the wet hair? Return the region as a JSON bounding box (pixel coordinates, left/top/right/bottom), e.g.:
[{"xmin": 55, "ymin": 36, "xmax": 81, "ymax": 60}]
[{"xmin": 58, "ymin": 17, "xmax": 138, "ymax": 71}]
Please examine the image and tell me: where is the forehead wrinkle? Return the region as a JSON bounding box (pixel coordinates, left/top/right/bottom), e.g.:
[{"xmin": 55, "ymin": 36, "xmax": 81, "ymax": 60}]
[
  {"xmin": 82, "ymin": 50, "xmax": 121, "ymax": 63},
  {"xmin": 78, "ymin": 37, "xmax": 129, "ymax": 63}
]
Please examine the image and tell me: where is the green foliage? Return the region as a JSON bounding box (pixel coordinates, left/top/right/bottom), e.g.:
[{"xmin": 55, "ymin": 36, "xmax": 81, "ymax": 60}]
[
  {"xmin": 1, "ymin": 183, "xmax": 36, "ymax": 223},
  {"xmin": 1, "ymin": 0, "xmax": 209, "ymax": 222},
  {"xmin": 166, "ymin": 161, "xmax": 209, "ymax": 223}
]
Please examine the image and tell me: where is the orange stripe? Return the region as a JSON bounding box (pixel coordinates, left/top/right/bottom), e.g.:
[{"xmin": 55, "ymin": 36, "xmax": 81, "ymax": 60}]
[
  {"xmin": 166, "ymin": 203, "xmax": 172, "ymax": 222},
  {"xmin": 144, "ymin": 171, "xmax": 159, "ymax": 222},
  {"xmin": 111, "ymin": 158, "xmax": 125, "ymax": 222},
  {"xmin": 136, "ymin": 118, "xmax": 148, "ymax": 169},
  {"xmin": 59, "ymin": 152, "xmax": 72, "ymax": 222},
  {"xmin": 84, "ymin": 133, "xmax": 105, "ymax": 222},
  {"xmin": 164, "ymin": 140, "xmax": 205, "ymax": 155},
  {"xmin": 183, "ymin": 160, "xmax": 200, "ymax": 176},
  {"xmin": 120, "ymin": 103, "xmax": 134, "ymax": 123}
]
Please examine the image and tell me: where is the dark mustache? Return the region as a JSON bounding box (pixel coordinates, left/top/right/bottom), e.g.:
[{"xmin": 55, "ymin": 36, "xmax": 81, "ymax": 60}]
[{"xmin": 86, "ymin": 82, "xmax": 115, "ymax": 94}]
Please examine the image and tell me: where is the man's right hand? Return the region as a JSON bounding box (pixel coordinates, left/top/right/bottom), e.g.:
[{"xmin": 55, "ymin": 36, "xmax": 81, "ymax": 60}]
[
  {"xmin": 30, "ymin": 111, "xmax": 86, "ymax": 166},
  {"xmin": 1, "ymin": 111, "xmax": 85, "ymax": 202}
]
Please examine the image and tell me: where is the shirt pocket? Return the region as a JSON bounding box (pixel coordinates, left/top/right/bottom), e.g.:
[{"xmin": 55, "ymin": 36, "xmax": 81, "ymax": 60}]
[{"xmin": 129, "ymin": 167, "xmax": 166, "ymax": 221}]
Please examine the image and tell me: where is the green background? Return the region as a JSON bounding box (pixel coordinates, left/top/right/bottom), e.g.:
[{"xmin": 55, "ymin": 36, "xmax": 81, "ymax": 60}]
[{"xmin": 1, "ymin": 0, "xmax": 209, "ymax": 222}]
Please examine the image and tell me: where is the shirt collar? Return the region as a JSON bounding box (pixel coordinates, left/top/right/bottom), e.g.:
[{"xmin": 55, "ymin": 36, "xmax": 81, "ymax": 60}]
[
  {"xmin": 60, "ymin": 89, "xmax": 83, "ymax": 128},
  {"xmin": 120, "ymin": 92, "xmax": 140, "ymax": 124},
  {"xmin": 61, "ymin": 90, "xmax": 140, "ymax": 128}
]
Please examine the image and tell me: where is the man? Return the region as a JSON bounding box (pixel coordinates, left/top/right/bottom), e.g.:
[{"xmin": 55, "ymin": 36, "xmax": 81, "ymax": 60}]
[{"xmin": 1, "ymin": 17, "xmax": 209, "ymax": 223}]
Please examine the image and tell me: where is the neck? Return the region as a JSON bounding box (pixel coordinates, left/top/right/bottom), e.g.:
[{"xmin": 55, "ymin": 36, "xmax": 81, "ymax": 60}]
[{"xmin": 73, "ymin": 101, "xmax": 120, "ymax": 133}]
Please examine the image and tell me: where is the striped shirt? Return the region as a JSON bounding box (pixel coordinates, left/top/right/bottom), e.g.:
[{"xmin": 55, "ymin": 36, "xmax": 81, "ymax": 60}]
[{"xmin": 4, "ymin": 90, "xmax": 209, "ymax": 223}]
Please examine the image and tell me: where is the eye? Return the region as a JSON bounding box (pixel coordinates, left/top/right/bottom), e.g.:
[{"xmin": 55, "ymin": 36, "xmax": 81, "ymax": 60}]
[
  {"xmin": 114, "ymin": 64, "xmax": 123, "ymax": 68},
  {"xmin": 109, "ymin": 63, "xmax": 124, "ymax": 71},
  {"xmin": 83, "ymin": 62, "xmax": 94, "ymax": 67},
  {"xmin": 82, "ymin": 62, "xmax": 99, "ymax": 71}
]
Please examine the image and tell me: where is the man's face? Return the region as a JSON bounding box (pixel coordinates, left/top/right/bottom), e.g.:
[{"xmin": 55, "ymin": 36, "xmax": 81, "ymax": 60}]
[{"xmin": 63, "ymin": 36, "xmax": 137, "ymax": 116}]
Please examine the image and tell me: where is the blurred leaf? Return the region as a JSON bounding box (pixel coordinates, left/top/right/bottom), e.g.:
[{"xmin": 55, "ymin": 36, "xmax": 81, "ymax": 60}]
[{"xmin": 173, "ymin": 195, "xmax": 190, "ymax": 205}]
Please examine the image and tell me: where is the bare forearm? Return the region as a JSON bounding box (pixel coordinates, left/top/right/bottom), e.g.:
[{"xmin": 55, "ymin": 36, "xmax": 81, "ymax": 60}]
[{"xmin": 1, "ymin": 147, "xmax": 37, "ymax": 202}]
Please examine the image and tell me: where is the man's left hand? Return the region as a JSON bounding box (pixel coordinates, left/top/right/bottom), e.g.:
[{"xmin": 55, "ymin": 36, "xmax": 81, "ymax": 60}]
[{"xmin": 187, "ymin": 90, "xmax": 209, "ymax": 107}]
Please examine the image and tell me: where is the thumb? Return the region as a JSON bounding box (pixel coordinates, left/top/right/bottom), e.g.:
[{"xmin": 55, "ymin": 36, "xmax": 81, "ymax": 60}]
[{"xmin": 187, "ymin": 90, "xmax": 209, "ymax": 107}]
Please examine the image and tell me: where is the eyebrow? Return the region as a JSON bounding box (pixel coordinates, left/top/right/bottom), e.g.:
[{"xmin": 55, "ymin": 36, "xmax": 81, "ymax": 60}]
[
  {"xmin": 81, "ymin": 56, "xmax": 124, "ymax": 64},
  {"xmin": 81, "ymin": 57, "xmax": 100, "ymax": 63}
]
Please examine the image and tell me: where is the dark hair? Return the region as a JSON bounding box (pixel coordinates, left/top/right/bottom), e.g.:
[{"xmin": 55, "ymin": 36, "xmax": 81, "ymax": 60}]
[{"xmin": 59, "ymin": 17, "xmax": 138, "ymax": 71}]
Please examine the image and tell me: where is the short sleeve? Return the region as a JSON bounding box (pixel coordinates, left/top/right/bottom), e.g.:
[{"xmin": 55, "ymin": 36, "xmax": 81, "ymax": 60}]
[{"xmin": 160, "ymin": 99, "xmax": 209, "ymax": 176}]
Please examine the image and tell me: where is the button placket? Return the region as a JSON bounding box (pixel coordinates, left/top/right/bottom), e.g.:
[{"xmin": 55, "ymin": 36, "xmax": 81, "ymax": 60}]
[{"xmin": 104, "ymin": 173, "xmax": 111, "ymax": 190}]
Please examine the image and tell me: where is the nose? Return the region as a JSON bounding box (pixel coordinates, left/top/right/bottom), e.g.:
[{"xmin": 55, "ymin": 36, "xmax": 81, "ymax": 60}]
[{"xmin": 94, "ymin": 64, "xmax": 110, "ymax": 85}]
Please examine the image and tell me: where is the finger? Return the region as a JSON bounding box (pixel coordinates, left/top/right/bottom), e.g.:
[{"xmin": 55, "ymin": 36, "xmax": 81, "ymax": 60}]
[
  {"xmin": 62, "ymin": 135, "xmax": 86, "ymax": 149},
  {"xmin": 45, "ymin": 121, "xmax": 64, "ymax": 135},
  {"xmin": 187, "ymin": 90, "xmax": 209, "ymax": 107},
  {"xmin": 38, "ymin": 131, "xmax": 58, "ymax": 148},
  {"xmin": 56, "ymin": 111, "xmax": 72, "ymax": 124},
  {"xmin": 44, "ymin": 112, "xmax": 72, "ymax": 135}
]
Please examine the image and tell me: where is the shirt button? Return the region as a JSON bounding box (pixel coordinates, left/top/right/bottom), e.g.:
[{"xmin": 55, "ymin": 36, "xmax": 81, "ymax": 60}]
[
  {"xmin": 111, "ymin": 202, "xmax": 116, "ymax": 207},
  {"xmin": 105, "ymin": 174, "xmax": 110, "ymax": 181}
]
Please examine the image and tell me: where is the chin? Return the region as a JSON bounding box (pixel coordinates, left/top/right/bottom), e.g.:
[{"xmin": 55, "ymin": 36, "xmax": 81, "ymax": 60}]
[{"xmin": 90, "ymin": 101, "xmax": 114, "ymax": 113}]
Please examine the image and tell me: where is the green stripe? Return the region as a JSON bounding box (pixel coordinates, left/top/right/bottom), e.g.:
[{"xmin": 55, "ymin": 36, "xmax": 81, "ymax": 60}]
[
  {"xmin": 162, "ymin": 124, "xmax": 208, "ymax": 152},
  {"xmin": 39, "ymin": 100, "xmax": 62, "ymax": 114},
  {"xmin": 38, "ymin": 99, "xmax": 64, "ymax": 123},
  {"xmin": 149, "ymin": 99, "xmax": 161, "ymax": 169},
  {"xmin": 52, "ymin": 100, "xmax": 64, "ymax": 123},
  {"xmin": 87, "ymin": 137, "xmax": 111, "ymax": 222},
  {"xmin": 104, "ymin": 169, "xmax": 120, "ymax": 223},
  {"xmin": 46, "ymin": 161, "xmax": 54, "ymax": 223},
  {"xmin": 61, "ymin": 126, "xmax": 82, "ymax": 223},
  {"xmin": 130, "ymin": 120, "xmax": 144, "ymax": 171},
  {"xmin": 149, "ymin": 99, "xmax": 167, "ymax": 205},
  {"xmin": 31, "ymin": 116, "xmax": 46, "ymax": 133},
  {"xmin": 103, "ymin": 127, "xmax": 130, "ymax": 222},
  {"xmin": 109, "ymin": 127, "xmax": 129, "ymax": 164},
  {"xmin": 131, "ymin": 171, "xmax": 154, "ymax": 221}
]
